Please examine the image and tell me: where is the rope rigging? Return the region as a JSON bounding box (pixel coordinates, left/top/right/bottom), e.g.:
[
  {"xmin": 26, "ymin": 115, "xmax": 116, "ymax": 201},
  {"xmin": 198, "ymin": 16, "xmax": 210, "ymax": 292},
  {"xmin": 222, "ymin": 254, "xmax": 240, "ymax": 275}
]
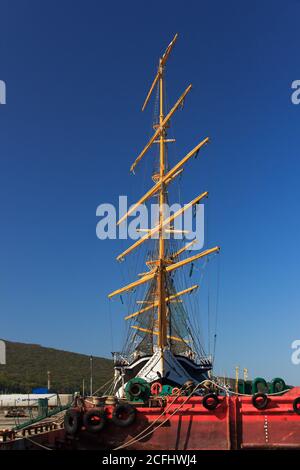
[{"xmin": 108, "ymin": 55, "xmax": 220, "ymax": 367}]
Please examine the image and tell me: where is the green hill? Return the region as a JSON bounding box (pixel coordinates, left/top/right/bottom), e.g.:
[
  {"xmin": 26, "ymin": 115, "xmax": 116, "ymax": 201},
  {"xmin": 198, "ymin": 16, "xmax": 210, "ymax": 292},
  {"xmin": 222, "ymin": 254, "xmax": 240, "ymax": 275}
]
[{"xmin": 0, "ymin": 340, "xmax": 113, "ymax": 394}]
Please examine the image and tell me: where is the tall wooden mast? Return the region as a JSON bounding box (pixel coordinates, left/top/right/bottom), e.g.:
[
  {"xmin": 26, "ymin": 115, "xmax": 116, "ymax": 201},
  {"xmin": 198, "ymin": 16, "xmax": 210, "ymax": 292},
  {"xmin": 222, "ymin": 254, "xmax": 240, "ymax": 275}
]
[
  {"xmin": 157, "ymin": 57, "xmax": 167, "ymax": 349},
  {"xmin": 108, "ymin": 34, "xmax": 220, "ymax": 358}
]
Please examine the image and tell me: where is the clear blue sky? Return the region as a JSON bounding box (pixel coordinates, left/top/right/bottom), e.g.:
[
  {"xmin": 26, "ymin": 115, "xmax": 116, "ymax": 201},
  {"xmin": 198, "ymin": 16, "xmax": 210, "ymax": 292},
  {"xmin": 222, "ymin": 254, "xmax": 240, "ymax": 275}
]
[{"xmin": 1, "ymin": 0, "xmax": 300, "ymax": 384}]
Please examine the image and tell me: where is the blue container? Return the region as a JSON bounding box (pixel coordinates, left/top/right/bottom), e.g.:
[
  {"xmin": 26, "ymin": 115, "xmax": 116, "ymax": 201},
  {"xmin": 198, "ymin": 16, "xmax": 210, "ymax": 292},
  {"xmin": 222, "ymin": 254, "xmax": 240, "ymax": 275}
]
[{"xmin": 32, "ymin": 387, "xmax": 49, "ymax": 394}]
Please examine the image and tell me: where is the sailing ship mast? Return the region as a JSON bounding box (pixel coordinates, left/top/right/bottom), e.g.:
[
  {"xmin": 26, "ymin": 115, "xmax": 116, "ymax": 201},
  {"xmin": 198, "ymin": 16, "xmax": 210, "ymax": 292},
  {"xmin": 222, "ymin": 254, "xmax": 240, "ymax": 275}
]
[
  {"xmin": 156, "ymin": 31, "xmax": 169, "ymax": 351},
  {"xmin": 108, "ymin": 34, "xmax": 220, "ymax": 364}
]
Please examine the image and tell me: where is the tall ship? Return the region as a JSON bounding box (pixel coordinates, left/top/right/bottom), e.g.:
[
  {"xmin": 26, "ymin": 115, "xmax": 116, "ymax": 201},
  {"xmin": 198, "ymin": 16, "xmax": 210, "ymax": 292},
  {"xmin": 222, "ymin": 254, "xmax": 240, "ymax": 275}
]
[
  {"xmin": 109, "ymin": 32, "xmax": 219, "ymax": 398},
  {"xmin": 61, "ymin": 35, "xmax": 300, "ymax": 451},
  {"xmin": 2, "ymin": 34, "xmax": 300, "ymax": 451}
]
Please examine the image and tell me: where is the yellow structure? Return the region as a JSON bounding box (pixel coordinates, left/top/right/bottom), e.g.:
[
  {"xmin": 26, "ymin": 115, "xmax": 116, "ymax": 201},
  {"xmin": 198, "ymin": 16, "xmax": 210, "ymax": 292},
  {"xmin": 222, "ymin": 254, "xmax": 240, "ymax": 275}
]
[{"xmin": 108, "ymin": 34, "xmax": 220, "ymax": 357}]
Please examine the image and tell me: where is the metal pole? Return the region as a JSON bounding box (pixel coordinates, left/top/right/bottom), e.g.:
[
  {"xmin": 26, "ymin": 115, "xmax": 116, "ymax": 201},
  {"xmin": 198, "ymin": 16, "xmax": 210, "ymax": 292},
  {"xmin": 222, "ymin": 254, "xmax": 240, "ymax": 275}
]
[
  {"xmin": 90, "ymin": 355, "xmax": 93, "ymax": 396},
  {"xmin": 235, "ymin": 366, "xmax": 239, "ymax": 394},
  {"xmin": 47, "ymin": 370, "xmax": 51, "ymax": 391}
]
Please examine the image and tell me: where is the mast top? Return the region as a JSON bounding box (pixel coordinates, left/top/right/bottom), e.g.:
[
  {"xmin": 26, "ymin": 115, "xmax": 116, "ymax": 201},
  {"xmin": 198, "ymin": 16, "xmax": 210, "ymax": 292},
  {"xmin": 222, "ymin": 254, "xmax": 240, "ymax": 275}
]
[{"xmin": 141, "ymin": 33, "xmax": 178, "ymax": 112}]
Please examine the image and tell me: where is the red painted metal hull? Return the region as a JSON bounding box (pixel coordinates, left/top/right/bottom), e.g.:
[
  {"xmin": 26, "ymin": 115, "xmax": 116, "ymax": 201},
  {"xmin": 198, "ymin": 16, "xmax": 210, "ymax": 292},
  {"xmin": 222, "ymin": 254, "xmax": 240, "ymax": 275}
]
[
  {"xmin": 77, "ymin": 387, "xmax": 300, "ymax": 450},
  {"xmin": 2, "ymin": 388, "xmax": 300, "ymax": 450}
]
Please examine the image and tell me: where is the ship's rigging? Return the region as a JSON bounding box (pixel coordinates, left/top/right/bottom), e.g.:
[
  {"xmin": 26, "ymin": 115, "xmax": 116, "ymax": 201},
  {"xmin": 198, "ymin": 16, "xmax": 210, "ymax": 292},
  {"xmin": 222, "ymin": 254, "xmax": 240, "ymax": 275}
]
[{"xmin": 108, "ymin": 34, "xmax": 220, "ymax": 375}]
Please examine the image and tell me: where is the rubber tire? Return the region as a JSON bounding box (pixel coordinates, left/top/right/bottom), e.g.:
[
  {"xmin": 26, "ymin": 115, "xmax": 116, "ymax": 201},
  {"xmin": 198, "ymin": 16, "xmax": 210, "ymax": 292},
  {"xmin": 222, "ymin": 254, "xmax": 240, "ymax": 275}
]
[
  {"xmin": 112, "ymin": 404, "xmax": 136, "ymax": 428},
  {"xmin": 293, "ymin": 397, "xmax": 300, "ymax": 415},
  {"xmin": 271, "ymin": 377, "xmax": 286, "ymax": 394},
  {"xmin": 129, "ymin": 383, "xmax": 143, "ymax": 398},
  {"xmin": 64, "ymin": 409, "xmax": 82, "ymax": 435},
  {"xmin": 252, "ymin": 393, "xmax": 269, "ymax": 410},
  {"xmin": 83, "ymin": 408, "xmax": 107, "ymax": 433},
  {"xmin": 202, "ymin": 393, "xmax": 220, "ymax": 411}
]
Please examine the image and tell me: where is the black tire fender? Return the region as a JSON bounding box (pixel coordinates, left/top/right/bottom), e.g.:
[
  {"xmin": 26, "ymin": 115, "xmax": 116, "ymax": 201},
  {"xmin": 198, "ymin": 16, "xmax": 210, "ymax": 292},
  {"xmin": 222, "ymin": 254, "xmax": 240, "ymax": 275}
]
[
  {"xmin": 293, "ymin": 397, "xmax": 300, "ymax": 415},
  {"xmin": 83, "ymin": 408, "xmax": 107, "ymax": 433},
  {"xmin": 64, "ymin": 409, "xmax": 82, "ymax": 435},
  {"xmin": 112, "ymin": 403, "xmax": 136, "ymax": 427},
  {"xmin": 202, "ymin": 393, "xmax": 220, "ymax": 411},
  {"xmin": 129, "ymin": 383, "xmax": 143, "ymax": 398},
  {"xmin": 252, "ymin": 393, "xmax": 269, "ymax": 410}
]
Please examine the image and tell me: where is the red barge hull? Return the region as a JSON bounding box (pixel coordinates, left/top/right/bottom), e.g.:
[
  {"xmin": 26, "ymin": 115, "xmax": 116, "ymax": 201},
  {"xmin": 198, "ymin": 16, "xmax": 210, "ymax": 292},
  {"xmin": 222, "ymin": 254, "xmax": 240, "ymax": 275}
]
[
  {"xmin": 76, "ymin": 387, "xmax": 300, "ymax": 450},
  {"xmin": 2, "ymin": 387, "xmax": 300, "ymax": 450}
]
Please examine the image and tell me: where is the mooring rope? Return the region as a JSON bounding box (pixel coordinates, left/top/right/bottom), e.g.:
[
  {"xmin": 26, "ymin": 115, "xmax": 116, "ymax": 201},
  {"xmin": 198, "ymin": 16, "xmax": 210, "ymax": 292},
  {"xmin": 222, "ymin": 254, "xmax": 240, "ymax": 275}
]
[
  {"xmin": 91, "ymin": 377, "xmax": 114, "ymax": 396},
  {"xmin": 113, "ymin": 378, "xmax": 290, "ymax": 450},
  {"xmin": 114, "ymin": 381, "xmax": 206, "ymax": 450},
  {"xmin": 24, "ymin": 436, "xmax": 53, "ymax": 450}
]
